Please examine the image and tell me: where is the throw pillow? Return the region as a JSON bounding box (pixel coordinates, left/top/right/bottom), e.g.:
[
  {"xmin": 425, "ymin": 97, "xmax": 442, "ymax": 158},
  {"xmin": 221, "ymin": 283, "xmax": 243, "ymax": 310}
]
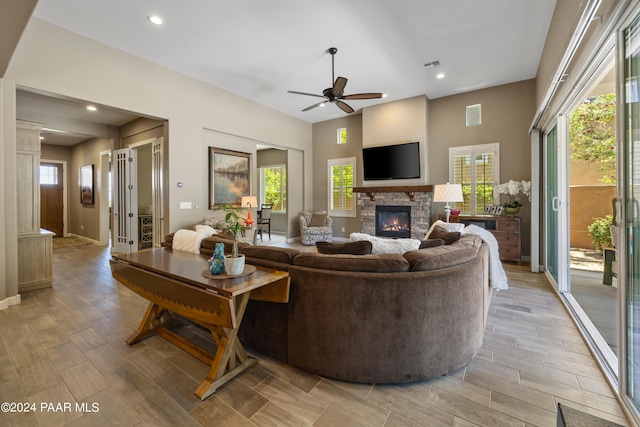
[
  {"xmin": 428, "ymin": 226, "xmax": 461, "ymax": 245},
  {"xmin": 419, "ymin": 238, "xmax": 445, "ymax": 249},
  {"xmin": 310, "ymin": 213, "xmax": 327, "ymax": 227},
  {"xmin": 316, "ymin": 241, "xmax": 373, "ymax": 255},
  {"xmin": 195, "ymin": 224, "xmax": 217, "ymax": 237}
]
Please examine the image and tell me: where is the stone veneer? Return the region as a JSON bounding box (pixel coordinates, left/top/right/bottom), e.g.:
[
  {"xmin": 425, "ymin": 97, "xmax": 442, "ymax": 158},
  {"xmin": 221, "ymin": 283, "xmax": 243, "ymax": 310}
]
[{"xmin": 357, "ymin": 190, "xmax": 432, "ymax": 240}]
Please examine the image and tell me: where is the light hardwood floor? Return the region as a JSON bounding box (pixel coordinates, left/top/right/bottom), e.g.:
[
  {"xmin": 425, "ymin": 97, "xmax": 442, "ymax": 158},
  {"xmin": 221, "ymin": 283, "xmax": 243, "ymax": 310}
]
[{"xmin": 0, "ymin": 242, "xmax": 632, "ymax": 426}]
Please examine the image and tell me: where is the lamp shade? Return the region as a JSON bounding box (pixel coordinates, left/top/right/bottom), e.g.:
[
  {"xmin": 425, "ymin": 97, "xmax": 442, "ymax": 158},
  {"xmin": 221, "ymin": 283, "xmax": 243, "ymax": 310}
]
[
  {"xmin": 241, "ymin": 196, "xmax": 257, "ymax": 209},
  {"xmin": 433, "ymin": 183, "xmax": 464, "ymax": 203}
]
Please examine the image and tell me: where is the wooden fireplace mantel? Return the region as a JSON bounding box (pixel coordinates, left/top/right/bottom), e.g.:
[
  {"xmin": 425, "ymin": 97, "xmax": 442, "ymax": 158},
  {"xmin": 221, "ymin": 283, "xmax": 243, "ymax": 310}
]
[{"xmin": 352, "ymin": 185, "xmax": 433, "ymax": 202}]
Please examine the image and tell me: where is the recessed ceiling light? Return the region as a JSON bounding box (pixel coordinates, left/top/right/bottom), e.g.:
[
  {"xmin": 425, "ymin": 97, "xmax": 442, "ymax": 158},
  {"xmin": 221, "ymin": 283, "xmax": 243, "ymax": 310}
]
[
  {"xmin": 436, "ymin": 73, "xmax": 445, "ymax": 79},
  {"xmin": 147, "ymin": 15, "xmax": 164, "ymax": 25},
  {"xmin": 320, "ymin": 103, "xmax": 326, "ymax": 107},
  {"xmin": 382, "ymin": 94, "xmax": 388, "ymax": 98},
  {"xmin": 86, "ymin": 105, "xmax": 97, "ymax": 111}
]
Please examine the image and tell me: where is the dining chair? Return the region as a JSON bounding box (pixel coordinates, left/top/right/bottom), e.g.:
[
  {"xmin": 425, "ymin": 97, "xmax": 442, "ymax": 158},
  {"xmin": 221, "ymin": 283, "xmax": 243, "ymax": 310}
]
[{"xmin": 257, "ymin": 204, "xmax": 273, "ymax": 241}]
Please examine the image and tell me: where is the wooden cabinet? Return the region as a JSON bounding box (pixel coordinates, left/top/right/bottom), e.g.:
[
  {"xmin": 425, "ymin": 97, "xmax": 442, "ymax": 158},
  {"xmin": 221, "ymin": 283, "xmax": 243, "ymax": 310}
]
[
  {"xmin": 139, "ymin": 215, "xmax": 153, "ymax": 250},
  {"xmin": 449, "ymin": 215, "xmax": 522, "ymax": 264}
]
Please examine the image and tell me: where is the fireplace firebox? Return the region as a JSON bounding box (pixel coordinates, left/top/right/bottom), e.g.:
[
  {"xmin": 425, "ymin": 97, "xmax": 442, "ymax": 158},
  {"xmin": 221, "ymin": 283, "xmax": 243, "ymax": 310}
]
[{"xmin": 375, "ymin": 206, "xmax": 411, "ymax": 238}]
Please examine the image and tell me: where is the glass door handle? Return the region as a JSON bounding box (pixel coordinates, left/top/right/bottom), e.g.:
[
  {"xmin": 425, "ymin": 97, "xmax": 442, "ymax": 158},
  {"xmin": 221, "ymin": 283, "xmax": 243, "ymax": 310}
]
[{"xmin": 552, "ymin": 196, "xmax": 559, "ymax": 212}]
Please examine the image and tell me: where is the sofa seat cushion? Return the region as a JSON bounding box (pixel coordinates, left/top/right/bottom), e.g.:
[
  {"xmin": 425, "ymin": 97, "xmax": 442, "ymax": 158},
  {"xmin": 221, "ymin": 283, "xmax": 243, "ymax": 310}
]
[
  {"xmin": 240, "ymin": 246, "xmax": 300, "ymax": 264},
  {"xmin": 404, "ymin": 244, "xmax": 479, "ymax": 271},
  {"xmin": 293, "ymin": 252, "xmax": 410, "ymax": 273},
  {"xmin": 315, "ymin": 241, "xmax": 373, "ymax": 255}
]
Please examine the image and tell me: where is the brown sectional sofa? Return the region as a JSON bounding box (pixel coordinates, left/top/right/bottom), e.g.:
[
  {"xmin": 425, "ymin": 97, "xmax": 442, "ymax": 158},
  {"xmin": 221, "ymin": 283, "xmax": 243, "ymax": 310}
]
[{"xmin": 162, "ymin": 231, "xmax": 490, "ymax": 384}]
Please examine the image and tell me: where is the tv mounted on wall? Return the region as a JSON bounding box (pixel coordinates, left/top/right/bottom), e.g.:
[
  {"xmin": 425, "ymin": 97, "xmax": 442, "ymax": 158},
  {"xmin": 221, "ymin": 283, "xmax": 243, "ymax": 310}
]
[{"xmin": 362, "ymin": 141, "xmax": 421, "ymax": 181}]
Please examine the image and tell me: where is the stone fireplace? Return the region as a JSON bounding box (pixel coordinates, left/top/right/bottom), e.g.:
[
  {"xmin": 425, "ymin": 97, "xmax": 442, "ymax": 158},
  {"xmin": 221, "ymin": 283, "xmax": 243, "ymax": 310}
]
[{"xmin": 354, "ymin": 185, "xmax": 433, "ymax": 240}]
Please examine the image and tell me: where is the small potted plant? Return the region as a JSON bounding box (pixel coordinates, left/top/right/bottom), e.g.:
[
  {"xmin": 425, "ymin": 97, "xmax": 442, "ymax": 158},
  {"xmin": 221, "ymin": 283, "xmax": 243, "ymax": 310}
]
[{"xmin": 216, "ymin": 204, "xmax": 248, "ymax": 275}]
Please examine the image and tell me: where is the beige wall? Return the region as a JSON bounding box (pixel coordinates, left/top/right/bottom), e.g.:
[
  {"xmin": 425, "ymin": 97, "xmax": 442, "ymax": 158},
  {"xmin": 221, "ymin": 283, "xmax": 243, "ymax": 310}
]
[
  {"xmin": 1, "ymin": 18, "xmax": 312, "ymax": 302},
  {"xmin": 69, "ymin": 137, "xmax": 112, "ymax": 241},
  {"xmin": 362, "ymin": 95, "xmax": 429, "ymax": 184},
  {"xmin": 312, "ymin": 114, "xmax": 363, "ymax": 239},
  {"xmin": 429, "ymin": 80, "xmax": 536, "ymax": 255}
]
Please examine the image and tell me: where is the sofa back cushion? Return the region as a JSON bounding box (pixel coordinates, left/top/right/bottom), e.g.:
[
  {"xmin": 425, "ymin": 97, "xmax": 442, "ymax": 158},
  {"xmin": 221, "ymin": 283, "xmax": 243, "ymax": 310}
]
[
  {"xmin": 315, "ymin": 241, "xmax": 373, "ymax": 255},
  {"xmin": 240, "ymin": 246, "xmax": 300, "ymax": 264},
  {"xmin": 293, "ymin": 252, "xmax": 410, "ymax": 273},
  {"xmin": 404, "ymin": 239, "xmax": 481, "ymax": 271},
  {"xmin": 201, "ymin": 235, "xmax": 249, "ymax": 254}
]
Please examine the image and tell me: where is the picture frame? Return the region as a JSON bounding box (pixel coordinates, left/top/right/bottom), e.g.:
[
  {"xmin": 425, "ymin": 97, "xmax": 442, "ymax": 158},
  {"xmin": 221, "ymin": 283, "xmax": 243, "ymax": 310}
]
[
  {"xmin": 495, "ymin": 206, "xmax": 504, "ymax": 215},
  {"xmin": 80, "ymin": 164, "xmax": 94, "ymax": 205},
  {"xmin": 209, "ymin": 147, "xmax": 251, "ymax": 209},
  {"xmin": 484, "ymin": 205, "xmax": 492, "ymax": 214},
  {"xmin": 488, "ymin": 205, "xmax": 497, "ymax": 215}
]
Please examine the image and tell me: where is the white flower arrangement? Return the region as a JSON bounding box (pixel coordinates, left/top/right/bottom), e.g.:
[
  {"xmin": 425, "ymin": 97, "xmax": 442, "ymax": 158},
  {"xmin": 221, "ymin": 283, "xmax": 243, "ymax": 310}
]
[{"xmin": 495, "ymin": 180, "xmax": 531, "ymax": 208}]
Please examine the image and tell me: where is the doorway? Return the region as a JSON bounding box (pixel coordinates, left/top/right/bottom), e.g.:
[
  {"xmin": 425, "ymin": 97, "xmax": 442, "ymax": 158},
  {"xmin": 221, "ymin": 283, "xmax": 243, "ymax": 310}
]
[
  {"xmin": 544, "ymin": 55, "xmax": 620, "ymax": 382},
  {"xmin": 40, "ymin": 161, "xmax": 65, "ymax": 237}
]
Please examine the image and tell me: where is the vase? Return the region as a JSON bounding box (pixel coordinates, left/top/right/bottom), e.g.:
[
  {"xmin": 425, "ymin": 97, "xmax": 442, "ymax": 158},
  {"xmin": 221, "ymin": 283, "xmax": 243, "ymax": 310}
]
[
  {"xmin": 504, "ymin": 206, "xmax": 521, "ymax": 217},
  {"xmin": 224, "ymin": 254, "xmax": 245, "ymax": 276}
]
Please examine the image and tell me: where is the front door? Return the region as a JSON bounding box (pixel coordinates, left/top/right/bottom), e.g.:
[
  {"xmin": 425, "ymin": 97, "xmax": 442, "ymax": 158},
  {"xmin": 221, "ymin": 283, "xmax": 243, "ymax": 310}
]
[{"xmin": 40, "ymin": 162, "xmax": 64, "ymax": 236}]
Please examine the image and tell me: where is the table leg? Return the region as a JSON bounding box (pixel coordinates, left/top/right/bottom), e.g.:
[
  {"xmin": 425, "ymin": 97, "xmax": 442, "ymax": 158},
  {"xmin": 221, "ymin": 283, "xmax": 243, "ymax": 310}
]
[
  {"xmin": 126, "ymin": 302, "xmax": 165, "ymax": 345},
  {"xmin": 194, "ymin": 292, "xmax": 257, "ymax": 400}
]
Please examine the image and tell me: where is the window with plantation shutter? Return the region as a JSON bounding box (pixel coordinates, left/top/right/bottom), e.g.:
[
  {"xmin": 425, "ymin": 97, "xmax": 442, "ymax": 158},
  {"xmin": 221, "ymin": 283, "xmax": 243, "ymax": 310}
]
[
  {"xmin": 449, "ymin": 143, "xmax": 500, "ymax": 214},
  {"xmin": 328, "ymin": 157, "xmax": 356, "ymax": 217}
]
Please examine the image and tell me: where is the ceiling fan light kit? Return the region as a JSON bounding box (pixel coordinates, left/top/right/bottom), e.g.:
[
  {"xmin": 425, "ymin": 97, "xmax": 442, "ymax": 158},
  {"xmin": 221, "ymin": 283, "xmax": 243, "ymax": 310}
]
[{"xmin": 288, "ymin": 47, "xmax": 383, "ymax": 114}]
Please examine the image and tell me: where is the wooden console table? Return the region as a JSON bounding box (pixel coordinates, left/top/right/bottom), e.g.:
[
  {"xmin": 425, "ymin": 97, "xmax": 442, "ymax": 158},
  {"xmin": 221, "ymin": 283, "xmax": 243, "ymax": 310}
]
[
  {"xmin": 110, "ymin": 248, "xmax": 290, "ymax": 400},
  {"xmin": 448, "ymin": 215, "xmax": 522, "ymax": 264}
]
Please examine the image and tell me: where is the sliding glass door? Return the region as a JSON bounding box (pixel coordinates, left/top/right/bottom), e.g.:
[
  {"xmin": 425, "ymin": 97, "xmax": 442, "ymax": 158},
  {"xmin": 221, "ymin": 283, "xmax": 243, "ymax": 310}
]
[
  {"xmin": 545, "ymin": 126, "xmax": 560, "ymax": 284},
  {"xmin": 544, "ymin": 121, "xmax": 570, "ymax": 292},
  {"xmin": 622, "ymin": 14, "xmax": 640, "ymax": 418}
]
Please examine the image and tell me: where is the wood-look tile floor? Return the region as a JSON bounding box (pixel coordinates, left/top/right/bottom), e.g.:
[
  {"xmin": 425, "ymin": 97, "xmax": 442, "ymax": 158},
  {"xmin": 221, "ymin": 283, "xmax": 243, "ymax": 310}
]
[{"xmin": 0, "ymin": 244, "xmax": 632, "ymax": 426}]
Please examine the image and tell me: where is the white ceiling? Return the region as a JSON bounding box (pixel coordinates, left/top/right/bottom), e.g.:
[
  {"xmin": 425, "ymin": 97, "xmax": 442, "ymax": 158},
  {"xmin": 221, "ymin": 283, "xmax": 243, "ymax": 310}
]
[{"xmin": 29, "ymin": 0, "xmax": 557, "ymax": 125}]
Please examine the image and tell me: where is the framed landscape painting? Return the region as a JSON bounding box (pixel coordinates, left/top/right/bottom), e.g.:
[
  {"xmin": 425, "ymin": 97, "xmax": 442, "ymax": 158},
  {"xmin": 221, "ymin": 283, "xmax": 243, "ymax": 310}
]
[
  {"xmin": 80, "ymin": 164, "xmax": 94, "ymax": 205},
  {"xmin": 209, "ymin": 148, "xmax": 251, "ymax": 209}
]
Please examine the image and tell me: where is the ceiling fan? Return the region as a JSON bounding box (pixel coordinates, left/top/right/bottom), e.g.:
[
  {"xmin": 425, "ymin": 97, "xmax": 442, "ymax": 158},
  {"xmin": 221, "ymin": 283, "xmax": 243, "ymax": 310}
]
[{"xmin": 288, "ymin": 47, "xmax": 383, "ymax": 114}]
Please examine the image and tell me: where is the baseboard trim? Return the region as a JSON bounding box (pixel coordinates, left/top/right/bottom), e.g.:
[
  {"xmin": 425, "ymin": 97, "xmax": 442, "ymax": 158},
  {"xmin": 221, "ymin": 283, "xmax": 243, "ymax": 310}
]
[{"xmin": 0, "ymin": 294, "xmax": 22, "ymax": 311}]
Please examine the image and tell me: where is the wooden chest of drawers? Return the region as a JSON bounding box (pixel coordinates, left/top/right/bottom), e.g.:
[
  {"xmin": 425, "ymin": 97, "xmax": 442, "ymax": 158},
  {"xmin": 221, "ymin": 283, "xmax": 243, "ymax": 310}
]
[{"xmin": 448, "ymin": 215, "xmax": 522, "ymax": 264}]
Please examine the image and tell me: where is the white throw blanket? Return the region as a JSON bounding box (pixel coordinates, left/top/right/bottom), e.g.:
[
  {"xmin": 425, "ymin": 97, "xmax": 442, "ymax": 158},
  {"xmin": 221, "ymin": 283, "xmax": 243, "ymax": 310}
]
[
  {"xmin": 426, "ymin": 220, "xmax": 509, "ymax": 290},
  {"xmin": 172, "ymin": 229, "xmax": 206, "ymax": 254},
  {"xmin": 350, "ymin": 232, "xmax": 421, "ymax": 254},
  {"xmin": 461, "ymin": 225, "xmax": 509, "ymax": 290}
]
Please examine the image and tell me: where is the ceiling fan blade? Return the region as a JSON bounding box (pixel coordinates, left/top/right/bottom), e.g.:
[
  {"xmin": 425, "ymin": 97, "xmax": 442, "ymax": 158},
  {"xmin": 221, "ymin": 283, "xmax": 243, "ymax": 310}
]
[
  {"xmin": 336, "ymin": 101, "xmax": 354, "ymax": 114},
  {"xmin": 288, "ymin": 90, "xmax": 326, "ymax": 99},
  {"xmin": 302, "ymin": 101, "xmax": 326, "ymax": 112},
  {"xmin": 341, "ymin": 93, "xmax": 383, "ymax": 100},
  {"xmin": 332, "ymin": 77, "xmax": 347, "ymax": 96}
]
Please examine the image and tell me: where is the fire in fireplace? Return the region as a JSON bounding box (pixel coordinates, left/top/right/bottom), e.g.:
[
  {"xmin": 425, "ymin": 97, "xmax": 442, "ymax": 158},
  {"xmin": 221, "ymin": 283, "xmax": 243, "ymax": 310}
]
[{"xmin": 375, "ymin": 206, "xmax": 411, "ymax": 238}]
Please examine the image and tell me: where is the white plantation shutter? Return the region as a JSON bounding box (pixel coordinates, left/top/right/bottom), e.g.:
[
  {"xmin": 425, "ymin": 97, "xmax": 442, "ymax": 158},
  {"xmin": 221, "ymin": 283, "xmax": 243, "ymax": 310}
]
[
  {"xmin": 328, "ymin": 157, "xmax": 356, "ymax": 217},
  {"xmin": 449, "ymin": 143, "xmax": 499, "ymax": 214}
]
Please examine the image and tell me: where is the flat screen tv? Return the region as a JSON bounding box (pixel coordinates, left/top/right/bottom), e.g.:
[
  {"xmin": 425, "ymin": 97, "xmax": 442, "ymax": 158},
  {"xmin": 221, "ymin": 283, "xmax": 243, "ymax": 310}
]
[{"xmin": 362, "ymin": 142, "xmax": 420, "ymax": 181}]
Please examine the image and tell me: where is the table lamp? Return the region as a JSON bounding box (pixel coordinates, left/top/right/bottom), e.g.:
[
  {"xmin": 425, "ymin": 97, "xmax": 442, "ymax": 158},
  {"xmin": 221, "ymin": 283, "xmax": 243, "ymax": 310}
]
[
  {"xmin": 433, "ymin": 183, "xmax": 464, "ymax": 223},
  {"xmin": 241, "ymin": 196, "xmax": 257, "ymax": 225}
]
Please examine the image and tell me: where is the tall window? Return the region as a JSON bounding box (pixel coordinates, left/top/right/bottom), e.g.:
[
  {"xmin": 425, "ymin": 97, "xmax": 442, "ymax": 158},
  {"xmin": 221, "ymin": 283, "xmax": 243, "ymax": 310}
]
[
  {"xmin": 449, "ymin": 143, "xmax": 499, "ymax": 214},
  {"xmin": 260, "ymin": 165, "xmax": 286, "ymax": 212},
  {"xmin": 328, "ymin": 157, "xmax": 355, "ymax": 217}
]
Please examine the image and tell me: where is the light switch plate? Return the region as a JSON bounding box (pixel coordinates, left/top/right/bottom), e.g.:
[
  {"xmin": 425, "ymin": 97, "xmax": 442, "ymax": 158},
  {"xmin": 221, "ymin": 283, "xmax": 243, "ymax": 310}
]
[{"xmin": 179, "ymin": 202, "xmax": 192, "ymax": 209}]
